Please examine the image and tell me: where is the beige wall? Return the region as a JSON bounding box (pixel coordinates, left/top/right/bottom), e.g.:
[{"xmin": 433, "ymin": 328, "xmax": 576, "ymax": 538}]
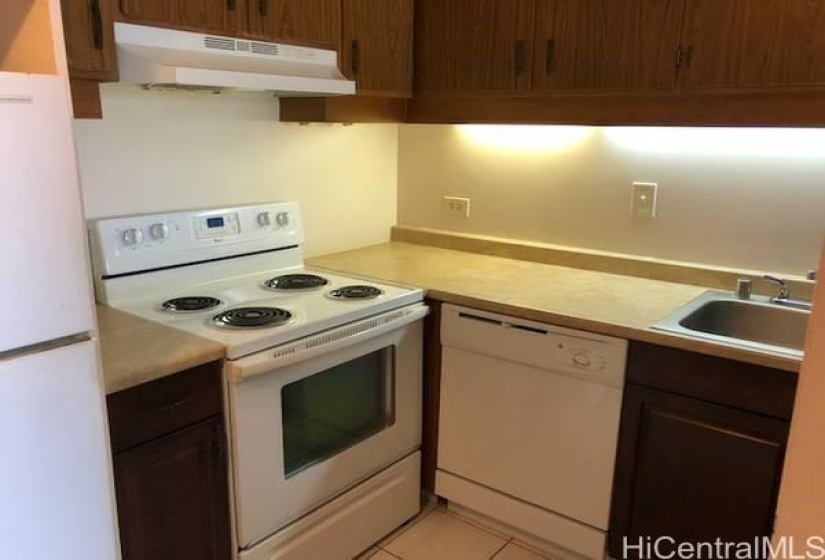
[
  {"xmin": 398, "ymin": 125, "xmax": 825, "ymax": 275},
  {"xmin": 74, "ymin": 86, "xmax": 398, "ymax": 257}
]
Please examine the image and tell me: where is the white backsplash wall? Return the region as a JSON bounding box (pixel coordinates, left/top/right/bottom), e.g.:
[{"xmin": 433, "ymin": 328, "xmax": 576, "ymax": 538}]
[
  {"xmin": 74, "ymin": 86, "xmax": 398, "ymax": 257},
  {"xmin": 398, "ymin": 125, "xmax": 825, "ymax": 275}
]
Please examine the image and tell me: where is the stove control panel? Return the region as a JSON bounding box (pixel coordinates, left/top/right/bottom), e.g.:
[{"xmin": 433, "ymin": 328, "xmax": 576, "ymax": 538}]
[{"xmin": 88, "ymin": 201, "xmax": 304, "ymax": 277}]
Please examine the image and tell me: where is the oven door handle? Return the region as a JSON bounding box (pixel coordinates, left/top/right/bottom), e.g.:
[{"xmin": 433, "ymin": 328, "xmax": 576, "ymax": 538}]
[{"xmin": 226, "ymin": 303, "xmax": 429, "ymax": 382}]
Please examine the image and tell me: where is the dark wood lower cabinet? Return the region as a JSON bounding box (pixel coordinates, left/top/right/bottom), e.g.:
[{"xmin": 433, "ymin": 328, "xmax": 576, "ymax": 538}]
[
  {"xmin": 610, "ymin": 384, "xmax": 788, "ymax": 559},
  {"xmin": 609, "ymin": 343, "xmax": 797, "ymax": 560},
  {"xmin": 107, "ymin": 362, "xmax": 232, "ymax": 560},
  {"xmin": 114, "ymin": 417, "xmax": 232, "ymax": 560}
]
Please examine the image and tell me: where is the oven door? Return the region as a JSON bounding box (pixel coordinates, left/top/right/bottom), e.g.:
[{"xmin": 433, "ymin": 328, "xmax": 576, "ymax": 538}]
[{"xmin": 225, "ymin": 304, "xmax": 426, "ymax": 549}]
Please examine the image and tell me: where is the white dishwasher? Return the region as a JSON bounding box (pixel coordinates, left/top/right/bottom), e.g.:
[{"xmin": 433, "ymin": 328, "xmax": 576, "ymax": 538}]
[{"xmin": 436, "ymin": 304, "xmax": 628, "ymax": 560}]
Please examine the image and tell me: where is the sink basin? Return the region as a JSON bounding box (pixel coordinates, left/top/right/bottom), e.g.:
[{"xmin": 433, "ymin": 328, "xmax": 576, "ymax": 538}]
[{"xmin": 653, "ymin": 290, "xmax": 810, "ymax": 357}]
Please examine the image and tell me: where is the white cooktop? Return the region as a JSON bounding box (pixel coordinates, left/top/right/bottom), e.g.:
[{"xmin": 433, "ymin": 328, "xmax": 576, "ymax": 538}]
[
  {"xmin": 110, "ymin": 266, "xmax": 422, "ymax": 359},
  {"xmin": 88, "ymin": 202, "xmax": 423, "ymax": 359}
]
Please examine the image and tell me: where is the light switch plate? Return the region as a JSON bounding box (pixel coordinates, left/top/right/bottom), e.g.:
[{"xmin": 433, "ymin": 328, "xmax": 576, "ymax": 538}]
[{"xmin": 630, "ymin": 182, "xmax": 658, "ymax": 218}]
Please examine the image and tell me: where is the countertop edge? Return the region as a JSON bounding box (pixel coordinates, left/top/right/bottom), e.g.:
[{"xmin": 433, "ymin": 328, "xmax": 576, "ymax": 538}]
[{"xmin": 308, "ymin": 245, "xmax": 802, "ymax": 374}]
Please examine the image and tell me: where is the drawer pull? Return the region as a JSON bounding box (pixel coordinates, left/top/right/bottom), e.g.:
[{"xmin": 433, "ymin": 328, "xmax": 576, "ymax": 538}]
[{"xmin": 154, "ymin": 397, "xmax": 193, "ymax": 416}]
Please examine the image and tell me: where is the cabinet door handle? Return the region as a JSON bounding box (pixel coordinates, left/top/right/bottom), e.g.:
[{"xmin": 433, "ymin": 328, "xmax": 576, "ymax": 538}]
[
  {"xmin": 89, "ymin": 0, "xmax": 104, "ymax": 51},
  {"xmin": 259, "ymin": 0, "xmax": 269, "ymax": 18},
  {"xmin": 545, "ymin": 39, "xmax": 555, "ymax": 75},
  {"xmin": 514, "ymin": 39, "xmax": 526, "ymax": 76},
  {"xmin": 227, "ymin": 0, "xmax": 236, "ymax": 10},
  {"xmin": 351, "ymin": 39, "xmax": 361, "ymax": 75}
]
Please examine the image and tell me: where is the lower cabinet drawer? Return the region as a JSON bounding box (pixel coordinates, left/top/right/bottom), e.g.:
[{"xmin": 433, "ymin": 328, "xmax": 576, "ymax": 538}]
[{"xmin": 107, "ymin": 361, "xmax": 223, "ymax": 452}]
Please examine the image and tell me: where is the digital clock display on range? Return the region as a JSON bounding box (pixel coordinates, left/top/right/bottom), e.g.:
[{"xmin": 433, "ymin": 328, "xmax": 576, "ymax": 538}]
[{"xmin": 206, "ymin": 217, "xmax": 225, "ymax": 229}]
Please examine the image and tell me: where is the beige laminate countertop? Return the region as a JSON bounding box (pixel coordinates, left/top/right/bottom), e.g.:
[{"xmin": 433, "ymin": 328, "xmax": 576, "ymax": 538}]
[
  {"xmin": 308, "ymin": 242, "xmax": 802, "ymax": 373},
  {"xmin": 96, "ymin": 305, "xmax": 225, "ymax": 394}
]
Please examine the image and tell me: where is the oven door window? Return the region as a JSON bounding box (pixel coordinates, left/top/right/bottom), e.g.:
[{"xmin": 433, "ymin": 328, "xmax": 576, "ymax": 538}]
[{"xmin": 281, "ymin": 346, "xmax": 396, "ymax": 478}]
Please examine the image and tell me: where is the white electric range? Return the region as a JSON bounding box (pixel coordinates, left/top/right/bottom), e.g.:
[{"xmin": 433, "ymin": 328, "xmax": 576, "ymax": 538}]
[{"xmin": 89, "ymin": 202, "xmax": 426, "ymax": 560}]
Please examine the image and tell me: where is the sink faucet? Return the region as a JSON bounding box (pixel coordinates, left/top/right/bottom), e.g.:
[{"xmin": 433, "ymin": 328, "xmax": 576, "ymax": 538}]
[{"xmin": 763, "ymin": 274, "xmax": 813, "ymax": 311}]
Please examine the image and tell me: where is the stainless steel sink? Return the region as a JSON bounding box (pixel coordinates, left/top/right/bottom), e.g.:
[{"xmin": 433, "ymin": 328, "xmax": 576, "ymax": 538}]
[{"xmin": 652, "ymin": 290, "xmax": 810, "ymax": 357}]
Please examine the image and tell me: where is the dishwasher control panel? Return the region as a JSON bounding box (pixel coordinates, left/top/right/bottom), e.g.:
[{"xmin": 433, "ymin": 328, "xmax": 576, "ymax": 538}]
[{"xmin": 440, "ymin": 303, "xmax": 628, "ymax": 388}]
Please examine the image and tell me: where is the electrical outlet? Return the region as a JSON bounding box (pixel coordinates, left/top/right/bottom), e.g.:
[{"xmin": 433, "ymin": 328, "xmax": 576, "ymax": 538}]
[
  {"xmin": 443, "ymin": 196, "xmax": 471, "ymax": 218},
  {"xmin": 630, "ymin": 182, "xmax": 658, "ymax": 218}
]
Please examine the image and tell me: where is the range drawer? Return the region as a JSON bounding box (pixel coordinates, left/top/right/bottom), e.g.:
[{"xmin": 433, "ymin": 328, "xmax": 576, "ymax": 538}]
[{"xmin": 107, "ymin": 361, "xmax": 223, "ymax": 452}]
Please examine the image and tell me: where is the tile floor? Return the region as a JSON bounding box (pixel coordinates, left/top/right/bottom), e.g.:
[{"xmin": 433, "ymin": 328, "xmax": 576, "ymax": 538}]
[{"xmin": 358, "ymin": 505, "xmax": 560, "ymax": 560}]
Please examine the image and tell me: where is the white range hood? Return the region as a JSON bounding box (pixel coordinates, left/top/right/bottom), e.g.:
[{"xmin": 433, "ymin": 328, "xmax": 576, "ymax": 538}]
[{"xmin": 114, "ymin": 22, "xmax": 355, "ymax": 96}]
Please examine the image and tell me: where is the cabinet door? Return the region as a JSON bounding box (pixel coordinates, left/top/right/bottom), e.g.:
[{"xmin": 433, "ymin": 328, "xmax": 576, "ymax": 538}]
[
  {"xmin": 342, "ymin": 0, "xmax": 413, "ymax": 97},
  {"xmin": 532, "ymin": 0, "xmax": 684, "ymax": 91},
  {"xmin": 415, "ymin": 0, "xmax": 535, "ymax": 94},
  {"xmin": 61, "ymin": 0, "xmax": 117, "ymax": 80},
  {"xmin": 248, "ymin": 0, "xmax": 340, "ymax": 48},
  {"xmin": 114, "ymin": 417, "xmax": 232, "ymax": 560},
  {"xmin": 682, "ymin": 0, "xmax": 825, "ymax": 90},
  {"xmin": 609, "ymin": 384, "xmax": 788, "ymax": 559},
  {"xmin": 118, "ymin": 0, "xmax": 242, "ymax": 35}
]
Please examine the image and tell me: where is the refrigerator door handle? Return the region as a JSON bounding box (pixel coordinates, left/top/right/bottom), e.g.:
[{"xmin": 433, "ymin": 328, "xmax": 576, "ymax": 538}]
[{"xmin": 0, "ymin": 333, "xmax": 91, "ymax": 361}]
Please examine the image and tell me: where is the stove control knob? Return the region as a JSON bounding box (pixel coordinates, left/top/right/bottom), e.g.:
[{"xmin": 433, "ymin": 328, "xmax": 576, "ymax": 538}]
[
  {"xmin": 275, "ymin": 212, "xmax": 290, "ymax": 227},
  {"xmin": 148, "ymin": 222, "xmax": 170, "ymax": 241},
  {"xmin": 121, "ymin": 227, "xmax": 144, "ymax": 247},
  {"xmin": 257, "ymin": 212, "xmax": 272, "ymax": 228}
]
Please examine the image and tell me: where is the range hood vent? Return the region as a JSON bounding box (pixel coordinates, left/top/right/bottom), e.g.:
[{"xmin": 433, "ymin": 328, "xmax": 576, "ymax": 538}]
[{"xmin": 114, "ymin": 23, "xmax": 356, "ymax": 96}]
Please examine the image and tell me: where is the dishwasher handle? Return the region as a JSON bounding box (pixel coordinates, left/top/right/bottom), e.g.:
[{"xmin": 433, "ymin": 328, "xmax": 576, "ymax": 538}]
[{"xmin": 459, "ymin": 311, "xmax": 548, "ymax": 335}]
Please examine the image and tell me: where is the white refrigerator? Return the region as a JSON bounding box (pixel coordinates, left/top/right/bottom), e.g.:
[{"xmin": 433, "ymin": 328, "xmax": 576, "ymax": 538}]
[{"xmin": 0, "ymin": 73, "xmax": 120, "ymax": 559}]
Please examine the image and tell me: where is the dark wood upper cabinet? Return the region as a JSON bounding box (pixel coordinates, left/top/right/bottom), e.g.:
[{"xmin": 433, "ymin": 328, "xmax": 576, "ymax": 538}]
[
  {"xmin": 415, "ymin": 0, "xmax": 535, "ymax": 94},
  {"xmin": 280, "ymin": 0, "xmax": 414, "ymax": 121},
  {"xmin": 247, "ymin": 0, "xmax": 340, "ymax": 48},
  {"xmin": 681, "ymin": 0, "xmax": 825, "ymax": 90},
  {"xmin": 61, "ymin": 0, "xmax": 119, "ymax": 117},
  {"xmin": 117, "ymin": 0, "xmax": 244, "ymax": 35},
  {"xmin": 532, "ymin": 0, "xmax": 685, "ymax": 91},
  {"xmin": 342, "ymin": 0, "xmax": 413, "ymax": 97},
  {"xmin": 61, "ymin": 0, "xmax": 118, "ymax": 80}
]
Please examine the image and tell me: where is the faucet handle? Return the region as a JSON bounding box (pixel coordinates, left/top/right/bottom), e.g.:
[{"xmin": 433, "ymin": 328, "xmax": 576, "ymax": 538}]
[
  {"xmin": 763, "ymin": 274, "xmax": 790, "ymax": 299},
  {"xmin": 735, "ymin": 278, "xmax": 752, "ymax": 300}
]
